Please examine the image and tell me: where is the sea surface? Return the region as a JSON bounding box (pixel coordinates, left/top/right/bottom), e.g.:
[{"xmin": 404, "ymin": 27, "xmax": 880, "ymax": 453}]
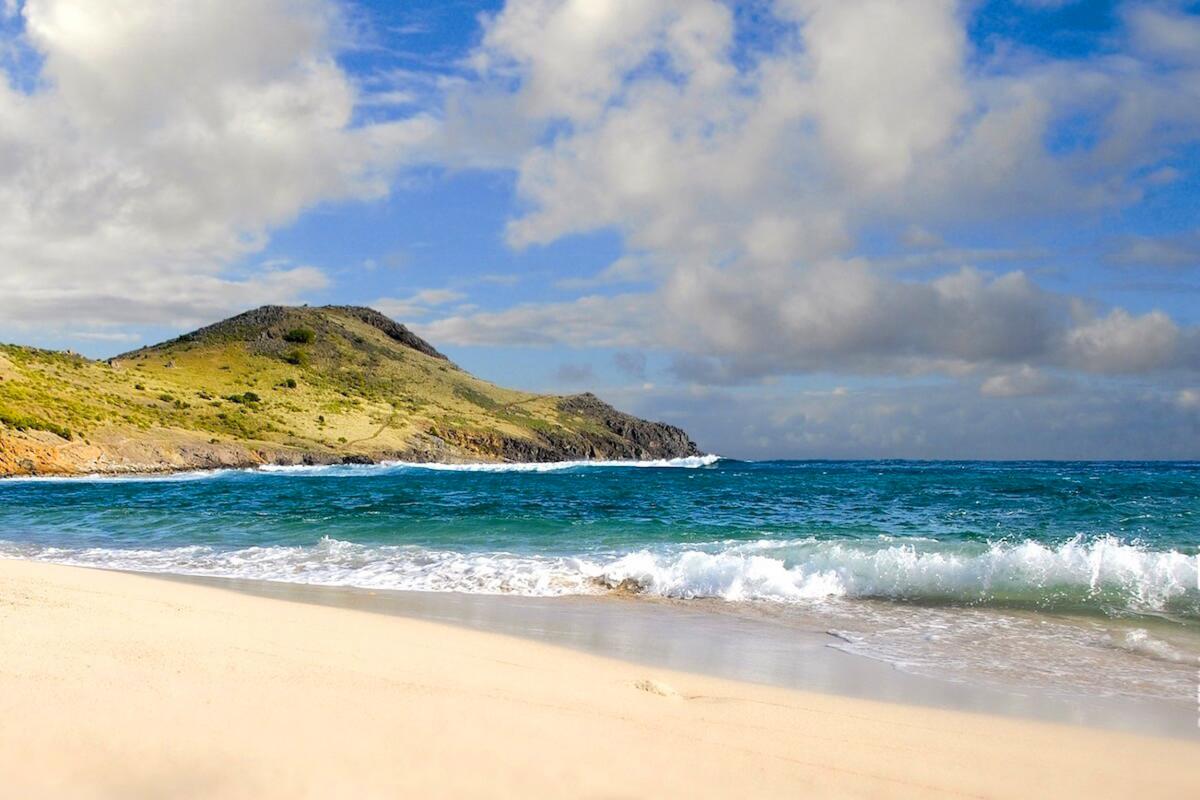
[{"xmin": 2, "ymin": 458, "xmax": 1198, "ymax": 710}]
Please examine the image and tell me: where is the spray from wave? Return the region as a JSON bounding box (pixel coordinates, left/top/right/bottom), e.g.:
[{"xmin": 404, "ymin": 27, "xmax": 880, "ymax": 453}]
[
  {"xmin": 3, "ymin": 534, "xmax": 1195, "ymax": 617},
  {"xmin": 595, "ymin": 536, "xmax": 1200, "ymax": 615}
]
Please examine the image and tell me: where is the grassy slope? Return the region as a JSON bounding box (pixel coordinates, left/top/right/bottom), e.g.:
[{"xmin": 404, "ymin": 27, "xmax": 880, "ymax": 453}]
[{"xmin": 0, "ymin": 307, "xmax": 615, "ymax": 474}]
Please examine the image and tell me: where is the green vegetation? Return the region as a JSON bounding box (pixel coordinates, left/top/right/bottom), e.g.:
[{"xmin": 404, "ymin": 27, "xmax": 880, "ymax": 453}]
[
  {"xmin": 0, "ymin": 305, "xmax": 675, "ymax": 475},
  {"xmin": 0, "ymin": 409, "xmax": 71, "ymax": 440},
  {"xmin": 226, "ymin": 392, "xmax": 261, "ymax": 405},
  {"xmin": 283, "ymin": 328, "xmax": 315, "ymax": 344}
]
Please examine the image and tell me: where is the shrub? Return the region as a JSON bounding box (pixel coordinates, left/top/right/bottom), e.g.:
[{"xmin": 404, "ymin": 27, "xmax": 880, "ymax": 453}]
[
  {"xmin": 283, "ymin": 328, "xmax": 315, "ymax": 344},
  {"xmin": 284, "ymin": 378, "xmax": 297, "ymax": 389},
  {"xmin": 225, "ymin": 392, "xmax": 260, "ymax": 405},
  {"xmin": 0, "ymin": 410, "xmax": 72, "ymax": 440},
  {"xmin": 158, "ymin": 393, "xmax": 174, "ymax": 403},
  {"xmin": 134, "ymin": 383, "xmax": 145, "ymax": 390},
  {"xmin": 283, "ymin": 350, "xmax": 306, "ymax": 366}
]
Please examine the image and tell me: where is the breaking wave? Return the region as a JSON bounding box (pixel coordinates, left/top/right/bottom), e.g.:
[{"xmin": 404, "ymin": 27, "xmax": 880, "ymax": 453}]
[
  {"xmin": 3, "ymin": 534, "xmax": 1195, "ymax": 617},
  {"xmin": 1, "ymin": 454, "xmax": 721, "ymax": 483},
  {"xmin": 594, "ymin": 536, "xmax": 1200, "ymax": 615},
  {"xmin": 261, "ymin": 454, "xmax": 722, "ymax": 475}
]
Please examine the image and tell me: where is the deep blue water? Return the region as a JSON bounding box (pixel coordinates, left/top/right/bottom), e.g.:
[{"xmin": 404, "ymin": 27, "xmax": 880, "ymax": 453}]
[{"xmin": 1, "ymin": 458, "xmax": 1197, "ymax": 621}]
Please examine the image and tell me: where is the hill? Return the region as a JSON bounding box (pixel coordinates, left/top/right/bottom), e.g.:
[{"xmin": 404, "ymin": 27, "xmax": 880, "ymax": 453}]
[{"xmin": 0, "ymin": 305, "xmax": 700, "ymax": 477}]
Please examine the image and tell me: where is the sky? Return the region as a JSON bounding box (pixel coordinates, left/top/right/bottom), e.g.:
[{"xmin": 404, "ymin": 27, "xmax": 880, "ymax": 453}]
[{"xmin": 1, "ymin": 0, "xmax": 1198, "ymax": 459}]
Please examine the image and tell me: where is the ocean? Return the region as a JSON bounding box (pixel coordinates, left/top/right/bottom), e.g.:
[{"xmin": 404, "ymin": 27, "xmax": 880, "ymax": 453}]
[{"xmin": 2, "ymin": 458, "xmax": 1197, "ymax": 715}]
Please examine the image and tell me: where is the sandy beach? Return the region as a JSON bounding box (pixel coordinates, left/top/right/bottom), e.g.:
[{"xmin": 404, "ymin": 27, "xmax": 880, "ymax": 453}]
[{"xmin": 0, "ymin": 559, "xmax": 1195, "ymax": 798}]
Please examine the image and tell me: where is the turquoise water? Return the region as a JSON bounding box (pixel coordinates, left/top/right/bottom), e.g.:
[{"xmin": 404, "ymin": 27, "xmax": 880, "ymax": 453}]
[
  {"xmin": 2, "ymin": 458, "xmax": 1198, "ymax": 702},
  {"xmin": 0, "ymin": 458, "xmax": 1196, "ymax": 616}
]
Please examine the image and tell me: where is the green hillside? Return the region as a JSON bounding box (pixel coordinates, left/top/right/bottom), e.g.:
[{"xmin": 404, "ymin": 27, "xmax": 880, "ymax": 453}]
[{"xmin": 0, "ymin": 306, "xmax": 698, "ymax": 477}]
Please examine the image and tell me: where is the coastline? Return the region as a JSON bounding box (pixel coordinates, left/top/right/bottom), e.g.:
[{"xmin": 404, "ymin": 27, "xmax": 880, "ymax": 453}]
[
  {"xmin": 156, "ymin": 571, "xmax": 1200, "ymax": 740},
  {"xmin": 2, "ymin": 559, "xmax": 1197, "ymax": 798},
  {"xmin": 0, "ymin": 452, "xmax": 719, "ymax": 480}
]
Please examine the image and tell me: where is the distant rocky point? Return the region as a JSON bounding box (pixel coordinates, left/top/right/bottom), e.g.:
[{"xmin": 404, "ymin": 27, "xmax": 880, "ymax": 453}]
[{"xmin": 0, "ymin": 305, "xmax": 700, "ymax": 477}]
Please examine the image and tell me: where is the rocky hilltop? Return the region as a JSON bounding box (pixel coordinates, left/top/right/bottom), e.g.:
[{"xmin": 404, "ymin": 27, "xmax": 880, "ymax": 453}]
[{"xmin": 0, "ymin": 305, "xmax": 700, "ymax": 477}]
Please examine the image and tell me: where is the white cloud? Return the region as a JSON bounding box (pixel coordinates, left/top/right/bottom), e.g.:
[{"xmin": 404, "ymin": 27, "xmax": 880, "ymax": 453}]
[
  {"xmin": 979, "ymin": 365, "xmax": 1069, "ymax": 398},
  {"xmin": 554, "ymin": 255, "xmax": 658, "ymax": 289},
  {"xmin": 69, "ymin": 330, "xmax": 141, "ymax": 343},
  {"xmin": 0, "ymin": 0, "xmax": 434, "ymax": 328},
  {"xmin": 1126, "ymin": 4, "xmax": 1200, "ymax": 66},
  {"xmin": 422, "ymin": 293, "xmax": 656, "ymax": 348},
  {"xmin": 1061, "ymin": 308, "xmax": 1192, "ymax": 374},
  {"xmin": 614, "ymin": 380, "xmax": 1200, "ymax": 460},
  {"xmin": 431, "ymin": 0, "xmax": 1200, "ymax": 384},
  {"xmin": 372, "ymin": 288, "xmax": 466, "ymax": 320}
]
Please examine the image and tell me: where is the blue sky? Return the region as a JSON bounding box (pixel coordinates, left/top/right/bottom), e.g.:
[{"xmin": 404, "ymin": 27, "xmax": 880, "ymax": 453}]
[{"xmin": 1, "ymin": 0, "xmax": 1198, "ymax": 458}]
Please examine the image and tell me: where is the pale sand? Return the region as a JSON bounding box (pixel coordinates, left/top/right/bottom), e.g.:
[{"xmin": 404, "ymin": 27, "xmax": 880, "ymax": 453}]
[{"xmin": 1, "ymin": 560, "xmax": 1196, "ymax": 799}]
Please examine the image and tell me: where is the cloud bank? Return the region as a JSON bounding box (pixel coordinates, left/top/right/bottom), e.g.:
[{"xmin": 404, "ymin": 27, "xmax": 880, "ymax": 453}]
[
  {"xmin": 0, "ymin": 0, "xmax": 433, "ymax": 329},
  {"xmin": 425, "ymin": 0, "xmax": 1200, "ymax": 389}
]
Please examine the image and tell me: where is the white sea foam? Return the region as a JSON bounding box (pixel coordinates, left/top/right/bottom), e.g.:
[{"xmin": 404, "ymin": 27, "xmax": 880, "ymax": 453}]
[
  {"xmin": 0, "ymin": 454, "xmax": 722, "ymax": 483},
  {"xmin": 0, "ymin": 537, "xmax": 604, "ymax": 596},
  {"xmin": 1106, "ymin": 629, "xmax": 1192, "ymax": 664},
  {"xmin": 2, "ymin": 534, "xmax": 1195, "ymax": 615},
  {"xmin": 0, "ymin": 467, "xmax": 244, "ymax": 483},
  {"xmin": 263, "ymin": 454, "xmax": 722, "ymax": 474},
  {"xmin": 595, "ymin": 536, "xmax": 1200, "ymax": 612}
]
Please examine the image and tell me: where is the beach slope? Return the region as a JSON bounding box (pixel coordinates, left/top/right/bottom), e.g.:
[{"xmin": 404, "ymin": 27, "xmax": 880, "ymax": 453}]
[{"xmin": 1, "ymin": 559, "xmax": 1195, "ymax": 798}]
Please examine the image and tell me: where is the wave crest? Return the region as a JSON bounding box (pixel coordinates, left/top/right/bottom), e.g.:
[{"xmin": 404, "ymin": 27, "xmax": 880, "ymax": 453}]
[
  {"xmin": 262, "ymin": 454, "xmax": 721, "ymax": 475},
  {"xmin": 2, "ymin": 534, "xmax": 1195, "ymax": 616},
  {"xmin": 596, "ymin": 536, "xmax": 1199, "ymax": 614},
  {"xmin": 0, "ymin": 455, "xmax": 722, "ymax": 483}
]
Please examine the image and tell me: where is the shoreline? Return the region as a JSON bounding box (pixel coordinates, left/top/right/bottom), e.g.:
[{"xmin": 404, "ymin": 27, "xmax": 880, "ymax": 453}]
[
  {"xmin": 3, "ymin": 454, "xmax": 1195, "ymax": 481},
  {"xmin": 153, "ymin": 569, "xmax": 1199, "ymax": 740},
  {"xmin": 0, "ymin": 452, "xmax": 721, "ymax": 480},
  {"xmin": 3, "ymin": 559, "xmax": 1197, "ymax": 798}
]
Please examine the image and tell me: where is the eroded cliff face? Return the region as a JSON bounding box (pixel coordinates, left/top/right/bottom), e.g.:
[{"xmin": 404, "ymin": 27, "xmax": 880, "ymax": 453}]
[
  {"xmin": 426, "ymin": 394, "xmax": 698, "ymax": 464},
  {"xmin": 0, "ymin": 306, "xmax": 702, "ymax": 477},
  {"xmin": 557, "ymin": 393, "xmax": 699, "ymax": 458}
]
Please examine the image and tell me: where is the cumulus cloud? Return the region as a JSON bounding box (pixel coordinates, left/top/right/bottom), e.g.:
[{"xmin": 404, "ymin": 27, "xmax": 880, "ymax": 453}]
[
  {"xmin": 979, "ymin": 366, "xmax": 1070, "ymax": 398},
  {"xmin": 429, "ymin": 261, "xmax": 1198, "ymax": 378},
  {"xmin": 422, "ymin": 293, "xmax": 657, "ymax": 348},
  {"xmin": 1126, "ymin": 4, "xmax": 1200, "ymax": 66},
  {"xmin": 1061, "ymin": 309, "xmax": 1195, "ymax": 374},
  {"xmin": 0, "ymin": 0, "xmax": 433, "ymax": 329},
  {"xmin": 613, "ymin": 380, "xmax": 1200, "ymax": 460},
  {"xmin": 429, "ymin": 0, "xmax": 1200, "ymax": 386},
  {"xmin": 373, "ymin": 289, "xmax": 466, "ymax": 320}
]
